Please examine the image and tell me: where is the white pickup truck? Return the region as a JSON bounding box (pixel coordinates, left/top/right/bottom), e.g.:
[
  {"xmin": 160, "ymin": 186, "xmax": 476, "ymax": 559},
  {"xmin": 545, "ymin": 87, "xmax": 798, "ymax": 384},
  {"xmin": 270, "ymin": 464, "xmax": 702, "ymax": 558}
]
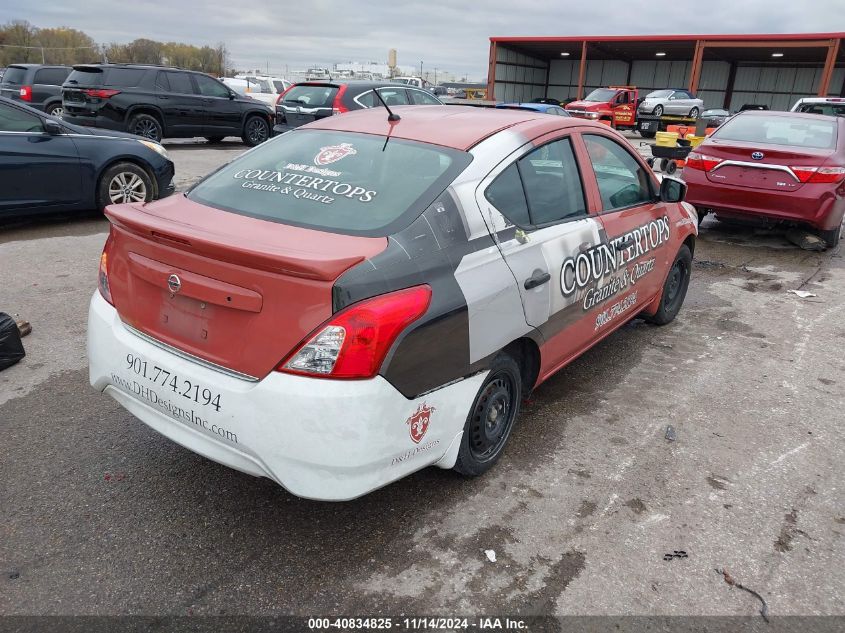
[{"xmin": 221, "ymin": 75, "xmax": 292, "ymax": 107}]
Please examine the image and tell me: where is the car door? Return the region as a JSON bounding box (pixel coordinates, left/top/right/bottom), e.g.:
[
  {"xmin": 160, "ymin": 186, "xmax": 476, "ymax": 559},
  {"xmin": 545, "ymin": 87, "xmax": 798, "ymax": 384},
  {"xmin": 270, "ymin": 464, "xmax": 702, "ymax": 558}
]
[
  {"xmin": 156, "ymin": 70, "xmax": 204, "ymax": 136},
  {"xmin": 0, "ymin": 101, "xmax": 81, "ymax": 213},
  {"xmin": 477, "ymin": 133, "xmax": 608, "ymax": 368},
  {"xmin": 580, "ymin": 133, "xmax": 670, "ymax": 309},
  {"xmin": 194, "ymin": 73, "xmax": 244, "ymax": 137},
  {"xmin": 667, "ymin": 90, "xmax": 689, "ymax": 115}
]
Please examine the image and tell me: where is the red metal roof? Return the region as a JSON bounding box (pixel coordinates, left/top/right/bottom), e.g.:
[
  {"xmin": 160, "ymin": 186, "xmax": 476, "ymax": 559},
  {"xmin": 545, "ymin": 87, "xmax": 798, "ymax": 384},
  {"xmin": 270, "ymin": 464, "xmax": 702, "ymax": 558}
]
[{"xmin": 305, "ymin": 105, "xmax": 563, "ymax": 150}]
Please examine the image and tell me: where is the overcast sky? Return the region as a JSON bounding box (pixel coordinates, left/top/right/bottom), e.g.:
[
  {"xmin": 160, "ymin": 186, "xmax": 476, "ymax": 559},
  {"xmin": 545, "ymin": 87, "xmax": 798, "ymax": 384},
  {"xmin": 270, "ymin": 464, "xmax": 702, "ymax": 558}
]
[{"xmin": 6, "ymin": 1, "xmax": 843, "ymax": 79}]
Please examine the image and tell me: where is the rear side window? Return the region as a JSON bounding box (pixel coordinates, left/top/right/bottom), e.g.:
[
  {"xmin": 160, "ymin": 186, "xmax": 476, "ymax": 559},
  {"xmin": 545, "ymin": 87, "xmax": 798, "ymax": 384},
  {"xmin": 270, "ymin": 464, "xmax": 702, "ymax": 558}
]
[
  {"xmin": 104, "ymin": 68, "xmax": 145, "ymax": 87},
  {"xmin": 584, "ymin": 135, "xmax": 653, "ymax": 211},
  {"xmin": 163, "ymin": 71, "xmax": 194, "ymax": 94},
  {"xmin": 195, "ymin": 74, "xmax": 230, "ymax": 98},
  {"xmin": 281, "ymin": 85, "xmax": 338, "ymax": 108},
  {"xmin": 33, "ymin": 67, "xmax": 70, "ymax": 86},
  {"xmin": 378, "ymin": 88, "xmax": 409, "ymax": 106},
  {"xmin": 65, "ymin": 68, "xmax": 104, "ymax": 87},
  {"xmin": 408, "ymin": 89, "xmax": 441, "ymax": 105},
  {"xmin": 187, "ymin": 130, "xmax": 472, "ymax": 236},
  {"xmin": 485, "ymin": 164, "xmax": 530, "ymax": 226},
  {"xmin": 2, "ymin": 67, "xmax": 28, "ymax": 85},
  {"xmin": 715, "ymin": 114, "xmax": 837, "ymax": 150}
]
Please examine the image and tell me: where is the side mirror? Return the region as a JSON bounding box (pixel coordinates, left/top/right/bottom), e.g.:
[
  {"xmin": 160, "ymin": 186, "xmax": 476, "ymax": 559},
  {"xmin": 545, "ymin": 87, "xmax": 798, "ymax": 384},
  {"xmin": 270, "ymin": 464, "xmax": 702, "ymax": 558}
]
[
  {"xmin": 659, "ymin": 177, "xmax": 687, "ymax": 203},
  {"xmin": 43, "ymin": 119, "xmax": 63, "ymax": 135}
]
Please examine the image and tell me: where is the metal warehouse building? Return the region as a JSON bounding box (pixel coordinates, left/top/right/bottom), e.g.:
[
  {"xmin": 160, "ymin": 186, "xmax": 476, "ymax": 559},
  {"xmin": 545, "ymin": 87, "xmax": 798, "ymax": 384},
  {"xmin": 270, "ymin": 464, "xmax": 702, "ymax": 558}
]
[{"xmin": 487, "ymin": 33, "xmax": 845, "ymax": 110}]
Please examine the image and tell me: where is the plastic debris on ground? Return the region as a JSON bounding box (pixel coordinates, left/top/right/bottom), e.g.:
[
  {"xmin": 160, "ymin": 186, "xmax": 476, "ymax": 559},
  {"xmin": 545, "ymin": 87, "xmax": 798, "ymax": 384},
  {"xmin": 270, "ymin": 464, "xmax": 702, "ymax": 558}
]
[
  {"xmin": 787, "ymin": 290, "xmax": 817, "ymax": 299},
  {"xmin": 484, "ymin": 549, "xmax": 496, "ymax": 563}
]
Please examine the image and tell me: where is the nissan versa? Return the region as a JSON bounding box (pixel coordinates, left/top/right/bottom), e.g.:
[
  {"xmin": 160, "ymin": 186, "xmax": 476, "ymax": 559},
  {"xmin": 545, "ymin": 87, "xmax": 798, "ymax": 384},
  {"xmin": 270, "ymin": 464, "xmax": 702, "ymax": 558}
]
[{"xmin": 88, "ymin": 105, "xmax": 697, "ymax": 500}]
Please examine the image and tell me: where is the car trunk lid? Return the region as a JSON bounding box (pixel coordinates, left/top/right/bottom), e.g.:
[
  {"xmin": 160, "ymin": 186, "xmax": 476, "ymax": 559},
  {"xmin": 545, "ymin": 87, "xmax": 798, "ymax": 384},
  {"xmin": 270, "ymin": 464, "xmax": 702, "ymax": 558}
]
[{"xmin": 104, "ymin": 195, "xmax": 387, "ymax": 378}]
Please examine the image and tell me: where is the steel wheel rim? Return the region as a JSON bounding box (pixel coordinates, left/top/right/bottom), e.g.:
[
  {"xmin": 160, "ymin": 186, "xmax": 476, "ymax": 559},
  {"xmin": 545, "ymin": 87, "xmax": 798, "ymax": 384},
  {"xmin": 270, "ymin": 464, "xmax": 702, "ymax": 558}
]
[
  {"xmin": 665, "ymin": 259, "xmax": 687, "ymax": 308},
  {"xmin": 247, "ymin": 118, "xmax": 268, "ymax": 143},
  {"xmin": 108, "ymin": 172, "xmax": 147, "ymax": 204},
  {"xmin": 654, "ymin": 105, "xmax": 663, "ymax": 116},
  {"xmin": 468, "ymin": 372, "xmax": 517, "ymax": 462},
  {"xmin": 690, "ymin": 108, "xmax": 699, "ymax": 118},
  {"xmin": 134, "ymin": 119, "xmax": 159, "ymax": 139},
  {"xmin": 51, "ymin": 107, "xmax": 63, "ymax": 117}
]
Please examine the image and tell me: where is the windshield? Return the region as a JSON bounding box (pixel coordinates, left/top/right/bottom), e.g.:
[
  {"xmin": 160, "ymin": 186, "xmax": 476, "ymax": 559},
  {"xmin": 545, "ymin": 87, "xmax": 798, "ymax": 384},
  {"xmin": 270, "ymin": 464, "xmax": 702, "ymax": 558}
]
[
  {"xmin": 797, "ymin": 103, "xmax": 845, "ymax": 117},
  {"xmin": 584, "ymin": 89, "xmax": 617, "ymax": 102},
  {"xmin": 714, "ymin": 114, "xmax": 837, "ymax": 150},
  {"xmin": 281, "ymin": 85, "xmax": 338, "ymax": 107},
  {"xmin": 702, "ymin": 109, "xmax": 728, "ymax": 116},
  {"xmin": 646, "ymin": 90, "xmax": 673, "ymax": 99},
  {"xmin": 187, "ymin": 130, "xmax": 472, "ymax": 236}
]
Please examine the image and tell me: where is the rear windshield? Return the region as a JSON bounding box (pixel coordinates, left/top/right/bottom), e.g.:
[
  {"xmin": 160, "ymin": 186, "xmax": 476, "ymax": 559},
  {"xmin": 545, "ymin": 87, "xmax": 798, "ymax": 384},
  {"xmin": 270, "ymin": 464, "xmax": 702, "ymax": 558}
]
[
  {"xmin": 646, "ymin": 90, "xmax": 673, "ymax": 98},
  {"xmin": 1, "ymin": 66, "xmax": 27, "ymax": 85},
  {"xmin": 714, "ymin": 114, "xmax": 837, "ymax": 150},
  {"xmin": 187, "ymin": 130, "xmax": 472, "ymax": 236},
  {"xmin": 66, "ymin": 68, "xmax": 104, "ymax": 86},
  {"xmin": 796, "ymin": 103, "xmax": 845, "ymax": 117},
  {"xmin": 281, "ymin": 85, "xmax": 338, "ymax": 108}
]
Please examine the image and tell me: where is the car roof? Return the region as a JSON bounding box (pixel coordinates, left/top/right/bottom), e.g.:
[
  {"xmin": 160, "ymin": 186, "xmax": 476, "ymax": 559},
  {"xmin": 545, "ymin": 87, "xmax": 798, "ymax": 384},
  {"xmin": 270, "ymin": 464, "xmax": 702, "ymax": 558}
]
[
  {"xmin": 294, "ymin": 80, "xmax": 422, "ymax": 88},
  {"xmin": 304, "ymin": 105, "xmax": 580, "ymax": 150}
]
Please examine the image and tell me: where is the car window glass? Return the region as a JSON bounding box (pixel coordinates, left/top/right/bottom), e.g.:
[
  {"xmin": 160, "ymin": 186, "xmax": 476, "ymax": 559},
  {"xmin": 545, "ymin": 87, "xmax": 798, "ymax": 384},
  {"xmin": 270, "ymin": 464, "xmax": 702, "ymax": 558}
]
[
  {"xmin": 408, "ymin": 89, "xmax": 440, "ymax": 105},
  {"xmin": 164, "ymin": 71, "xmax": 195, "ymax": 94},
  {"xmin": 104, "ymin": 68, "xmax": 145, "ymax": 87},
  {"xmin": 195, "ymin": 74, "xmax": 231, "ymax": 98},
  {"xmin": 584, "ymin": 134, "xmax": 653, "ymax": 210},
  {"xmin": 1, "ymin": 66, "xmax": 27, "ymax": 85},
  {"xmin": 377, "ymin": 88, "xmax": 409, "ymax": 106},
  {"xmin": 34, "ymin": 67, "xmax": 70, "ymax": 85},
  {"xmin": 516, "ymin": 137, "xmax": 587, "ymax": 225},
  {"xmin": 281, "ymin": 85, "xmax": 338, "ymax": 108},
  {"xmin": 356, "ymin": 90, "xmax": 376, "ymax": 107},
  {"xmin": 65, "ymin": 67, "xmax": 103, "ymax": 87},
  {"xmin": 0, "ymin": 102, "xmax": 43, "ymax": 133},
  {"xmin": 485, "ymin": 163, "xmax": 530, "ymax": 227},
  {"xmin": 155, "ymin": 71, "xmax": 170, "ymax": 91},
  {"xmin": 272, "ymin": 80, "xmax": 286, "ymax": 93}
]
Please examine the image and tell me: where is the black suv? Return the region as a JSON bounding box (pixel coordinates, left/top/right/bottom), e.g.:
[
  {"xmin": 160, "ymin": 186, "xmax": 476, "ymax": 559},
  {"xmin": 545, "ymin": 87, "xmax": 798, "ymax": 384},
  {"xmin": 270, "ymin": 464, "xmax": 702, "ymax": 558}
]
[
  {"xmin": 274, "ymin": 81, "xmax": 441, "ymax": 134},
  {"xmin": 62, "ymin": 64, "xmax": 274, "ymax": 146},
  {"xmin": 0, "ymin": 64, "xmax": 71, "ymax": 116}
]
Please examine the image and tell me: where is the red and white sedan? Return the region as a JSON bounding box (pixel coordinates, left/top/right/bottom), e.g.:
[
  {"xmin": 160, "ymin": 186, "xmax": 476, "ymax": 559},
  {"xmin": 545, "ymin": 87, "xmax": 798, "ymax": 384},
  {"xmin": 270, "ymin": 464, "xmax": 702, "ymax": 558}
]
[
  {"xmin": 683, "ymin": 110, "xmax": 845, "ymax": 247},
  {"xmin": 88, "ymin": 105, "xmax": 697, "ymax": 500}
]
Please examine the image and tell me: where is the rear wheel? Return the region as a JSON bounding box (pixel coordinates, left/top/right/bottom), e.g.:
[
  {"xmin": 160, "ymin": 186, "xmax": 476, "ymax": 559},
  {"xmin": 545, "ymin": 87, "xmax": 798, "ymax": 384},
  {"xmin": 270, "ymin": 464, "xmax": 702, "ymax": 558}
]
[
  {"xmin": 653, "ymin": 105, "xmax": 664, "ymax": 117},
  {"xmin": 646, "ymin": 245, "xmax": 692, "ymax": 326},
  {"xmin": 129, "ymin": 113, "xmax": 163, "ymax": 142},
  {"xmin": 689, "ymin": 107, "xmax": 700, "ymax": 118},
  {"xmin": 242, "ymin": 115, "xmax": 270, "ymax": 146},
  {"xmin": 819, "ymin": 220, "xmax": 842, "ymax": 249},
  {"xmin": 665, "ymin": 160, "xmax": 678, "ymax": 175},
  {"xmin": 96, "ymin": 162, "xmax": 153, "ymax": 211},
  {"xmin": 454, "ymin": 354, "xmax": 522, "ymax": 477},
  {"xmin": 46, "ymin": 103, "xmax": 63, "ymax": 118}
]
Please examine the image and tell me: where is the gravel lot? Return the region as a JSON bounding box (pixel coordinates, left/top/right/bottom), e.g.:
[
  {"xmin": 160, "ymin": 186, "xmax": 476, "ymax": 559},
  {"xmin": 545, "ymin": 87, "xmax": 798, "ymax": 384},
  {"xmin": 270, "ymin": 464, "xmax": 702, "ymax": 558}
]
[{"xmin": 1, "ymin": 136, "xmax": 843, "ymax": 621}]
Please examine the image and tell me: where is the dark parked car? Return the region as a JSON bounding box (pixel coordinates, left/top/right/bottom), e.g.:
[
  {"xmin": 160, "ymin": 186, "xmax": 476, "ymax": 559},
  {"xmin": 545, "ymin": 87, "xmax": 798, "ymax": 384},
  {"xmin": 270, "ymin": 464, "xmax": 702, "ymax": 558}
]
[
  {"xmin": 61, "ymin": 63, "xmax": 274, "ymax": 146},
  {"xmin": 273, "ymin": 80, "xmax": 441, "ymax": 134},
  {"xmin": 701, "ymin": 108, "xmax": 731, "ymax": 128},
  {"xmin": 0, "ymin": 63, "xmax": 71, "ymax": 116},
  {"xmin": 0, "ymin": 96, "xmax": 174, "ymax": 218}
]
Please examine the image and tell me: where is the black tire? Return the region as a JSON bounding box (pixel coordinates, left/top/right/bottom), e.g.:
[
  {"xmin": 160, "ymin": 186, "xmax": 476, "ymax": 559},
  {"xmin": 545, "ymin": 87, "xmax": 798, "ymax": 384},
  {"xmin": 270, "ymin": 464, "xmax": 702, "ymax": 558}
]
[
  {"xmin": 653, "ymin": 105, "xmax": 664, "ymax": 117},
  {"xmin": 454, "ymin": 354, "xmax": 522, "ymax": 477},
  {"xmin": 646, "ymin": 245, "xmax": 692, "ymax": 326},
  {"xmin": 689, "ymin": 107, "xmax": 700, "ymax": 118},
  {"xmin": 659, "ymin": 158, "xmax": 670, "ymax": 172},
  {"xmin": 695, "ymin": 207, "xmax": 709, "ymax": 227},
  {"xmin": 96, "ymin": 162, "xmax": 154, "ymax": 211},
  {"xmin": 46, "ymin": 103, "xmax": 63, "ymax": 118},
  {"xmin": 128, "ymin": 113, "xmax": 163, "ymax": 142},
  {"xmin": 665, "ymin": 160, "xmax": 678, "ymax": 175},
  {"xmin": 205, "ymin": 136, "xmax": 225, "ymax": 144},
  {"xmin": 640, "ymin": 130, "xmax": 657, "ymax": 139},
  {"xmin": 646, "ymin": 157, "xmax": 656, "ymax": 167},
  {"xmin": 819, "ymin": 221, "xmax": 842, "ymax": 249},
  {"xmin": 242, "ymin": 115, "xmax": 270, "ymax": 146}
]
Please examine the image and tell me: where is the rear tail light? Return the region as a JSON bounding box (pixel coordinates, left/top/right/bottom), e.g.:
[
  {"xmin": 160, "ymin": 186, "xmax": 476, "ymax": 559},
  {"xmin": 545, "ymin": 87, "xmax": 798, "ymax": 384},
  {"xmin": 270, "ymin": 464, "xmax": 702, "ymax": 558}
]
[
  {"xmin": 791, "ymin": 166, "xmax": 845, "ymax": 184},
  {"xmin": 19, "ymin": 86, "xmax": 32, "ymax": 101},
  {"xmin": 332, "ymin": 84, "xmax": 349, "ymax": 115},
  {"xmin": 82, "ymin": 88, "xmax": 121, "ymax": 99},
  {"xmin": 685, "ymin": 152, "xmax": 723, "ymax": 171},
  {"xmin": 278, "ymin": 285, "xmax": 432, "ymax": 379},
  {"xmin": 98, "ymin": 231, "xmax": 115, "ymax": 305}
]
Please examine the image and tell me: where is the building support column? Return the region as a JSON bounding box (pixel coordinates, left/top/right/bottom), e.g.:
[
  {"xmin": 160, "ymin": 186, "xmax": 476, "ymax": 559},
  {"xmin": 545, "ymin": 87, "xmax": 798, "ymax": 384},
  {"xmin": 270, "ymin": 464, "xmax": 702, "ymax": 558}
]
[
  {"xmin": 688, "ymin": 40, "xmax": 705, "ymax": 95},
  {"xmin": 818, "ymin": 38, "xmax": 840, "ymax": 96},
  {"xmin": 487, "ymin": 41, "xmax": 497, "ymax": 101},
  {"xmin": 723, "ymin": 61, "xmax": 737, "ymax": 110},
  {"xmin": 577, "ymin": 41, "xmax": 587, "ymax": 100}
]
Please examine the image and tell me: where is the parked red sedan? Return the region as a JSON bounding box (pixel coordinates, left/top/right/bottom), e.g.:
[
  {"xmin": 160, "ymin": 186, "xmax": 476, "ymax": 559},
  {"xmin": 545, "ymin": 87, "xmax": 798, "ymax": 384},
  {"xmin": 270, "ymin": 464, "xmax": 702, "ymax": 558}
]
[{"xmin": 683, "ymin": 110, "xmax": 845, "ymax": 247}]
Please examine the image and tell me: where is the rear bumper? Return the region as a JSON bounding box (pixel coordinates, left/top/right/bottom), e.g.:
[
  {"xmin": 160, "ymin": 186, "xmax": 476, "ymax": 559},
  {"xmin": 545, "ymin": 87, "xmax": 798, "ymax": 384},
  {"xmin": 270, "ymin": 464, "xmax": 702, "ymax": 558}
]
[
  {"xmin": 683, "ymin": 169, "xmax": 845, "ymax": 231},
  {"xmin": 87, "ymin": 292, "xmax": 484, "ymax": 500}
]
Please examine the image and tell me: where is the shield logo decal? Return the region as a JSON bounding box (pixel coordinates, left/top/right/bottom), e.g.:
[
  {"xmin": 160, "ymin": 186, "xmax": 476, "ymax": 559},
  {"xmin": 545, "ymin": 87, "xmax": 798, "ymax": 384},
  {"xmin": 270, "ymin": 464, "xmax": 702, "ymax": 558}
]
[
  {"xmin": 406, "ymin": 403, "xmax": 435, "ymax": 444},
  {"xmin": 751, "ymin": 152, "xmax": 764, "ymax": 160},
  {"xmin": 314, "ymin": 143, "xmax": 357, "ymax": 166}
]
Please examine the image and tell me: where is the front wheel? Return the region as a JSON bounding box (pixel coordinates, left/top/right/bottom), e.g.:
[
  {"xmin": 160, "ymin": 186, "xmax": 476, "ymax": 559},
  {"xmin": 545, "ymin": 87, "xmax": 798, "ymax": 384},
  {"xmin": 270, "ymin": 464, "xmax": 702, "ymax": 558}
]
[
  {"xmin": 689, "ymin": 107, "xmax": 700, "ymax": 118},
  {"xmin": 242, "ymin": 116, "xmax": 270, "ymax": 146},
  {"xmin": 646, "ymin": 245, "xmax": 692, "ymax": 326},
  {"xmin": 653, "ymin": 105, "xmax": 664, "ymax": 117},
  {"xmin": 97, "ymin": 162, "xmax": 153, "ymax": 211},
  {"xmin": 453, "ymin": 354, "xmax": 522, "ymax": 477}
]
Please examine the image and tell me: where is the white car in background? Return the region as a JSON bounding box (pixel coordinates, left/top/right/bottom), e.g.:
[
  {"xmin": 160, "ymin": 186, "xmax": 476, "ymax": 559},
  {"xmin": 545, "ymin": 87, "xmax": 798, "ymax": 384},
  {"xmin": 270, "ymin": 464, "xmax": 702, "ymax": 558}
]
[
  {"xmin": 222, "ymin": 75, "xmax": 292, "ymax": 107},
  {"xmin": 638, "ymin": 89, "xmax": 704, "ymax": 118}
]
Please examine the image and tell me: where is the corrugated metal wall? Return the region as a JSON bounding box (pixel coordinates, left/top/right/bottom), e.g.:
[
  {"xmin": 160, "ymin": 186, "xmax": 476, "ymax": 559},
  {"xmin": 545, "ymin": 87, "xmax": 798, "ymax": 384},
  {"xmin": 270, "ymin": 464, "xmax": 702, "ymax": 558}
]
[
  {"xmin": 729, "ymin": 65, "xmax": 843, "ymax": 110},
  {"xmin": 494, "ymin": 46, "xmax": 547, "ymax": 102}
]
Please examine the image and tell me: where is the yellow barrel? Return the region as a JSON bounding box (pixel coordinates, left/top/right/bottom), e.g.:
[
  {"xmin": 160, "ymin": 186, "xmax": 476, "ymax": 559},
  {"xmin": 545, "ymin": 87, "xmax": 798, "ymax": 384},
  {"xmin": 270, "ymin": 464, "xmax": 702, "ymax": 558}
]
[{"xmin": 655, "ymin": 131, "xmax": 679, "ymax": 147}]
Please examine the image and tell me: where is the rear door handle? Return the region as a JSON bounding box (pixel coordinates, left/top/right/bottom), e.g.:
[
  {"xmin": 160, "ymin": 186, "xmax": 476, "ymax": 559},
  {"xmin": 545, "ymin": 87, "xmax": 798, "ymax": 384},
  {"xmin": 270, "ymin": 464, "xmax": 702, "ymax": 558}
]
[
  {"xmin": 524, "ymin": 270, "xmax": 551, "ymax": 290},
  {"xmin": 157, "ymin": 95, "xmax": 169, "ymax": 100}
]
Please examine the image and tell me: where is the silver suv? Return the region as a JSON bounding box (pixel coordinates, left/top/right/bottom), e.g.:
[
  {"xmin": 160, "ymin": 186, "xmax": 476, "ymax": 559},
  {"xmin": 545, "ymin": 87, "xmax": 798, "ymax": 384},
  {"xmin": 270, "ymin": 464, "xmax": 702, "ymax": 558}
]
[{"xmin": 638, "ymin": 89, "xmax": 703, "ymax": 118}]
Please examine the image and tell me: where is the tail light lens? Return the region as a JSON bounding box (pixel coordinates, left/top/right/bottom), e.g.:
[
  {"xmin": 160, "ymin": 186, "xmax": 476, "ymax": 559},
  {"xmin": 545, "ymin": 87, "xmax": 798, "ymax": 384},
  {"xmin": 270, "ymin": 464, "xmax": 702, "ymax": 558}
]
[
  {"xmin": 332, "ymin": 84, "xmax": 349, "ymax": 115},
  {"xmin": 19, "ymin": 86, "xmax": 32, "ymax": 101},
  {"xmin": 791, "ymin": 166, "xmax": 845, "ymax": 184},
  {"xmin": 685, "ymin": 152, "xmax": 723, "ymax": 171},
  {"xmin": 98, "ymin": 231, "xmax": 115, "ymax": 305},
  {"xmin": 82, "ymin": 89, "xmax": 121, "ymax": 99},
  {"xmin": 279, "ymin": 285, "xmax": 432, "ymax": 379}
]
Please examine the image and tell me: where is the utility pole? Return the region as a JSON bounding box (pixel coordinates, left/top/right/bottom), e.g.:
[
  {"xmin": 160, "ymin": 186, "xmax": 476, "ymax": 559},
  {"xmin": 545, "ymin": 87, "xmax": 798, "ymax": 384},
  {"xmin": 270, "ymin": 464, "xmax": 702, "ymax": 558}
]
[
  {"xmin": 420, "ymin": 60, "xmax": 423, "ymax": 78},
  {"xmin": 434, "ymin": 67, "xmax": 437, "ymax": 85},
  {"xmin": 41, "ymin": 47, "xmax": 45, "ymax": 64}
]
